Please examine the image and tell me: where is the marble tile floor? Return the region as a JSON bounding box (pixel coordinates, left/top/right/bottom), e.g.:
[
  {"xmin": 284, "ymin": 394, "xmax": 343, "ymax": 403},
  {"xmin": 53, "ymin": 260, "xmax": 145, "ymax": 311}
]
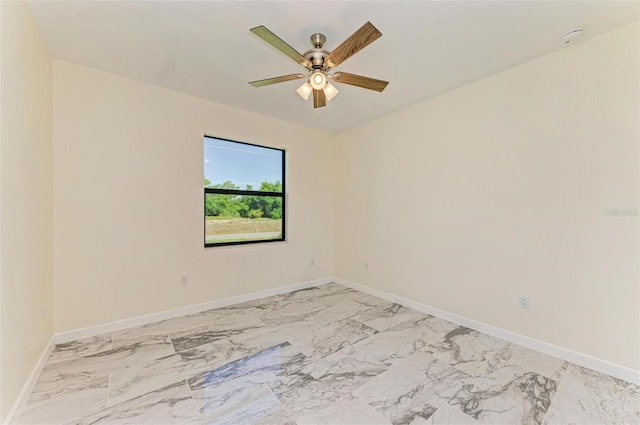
[{"xmin": 17, "ymin": 283, "xmax": 640, "ymax": 425}]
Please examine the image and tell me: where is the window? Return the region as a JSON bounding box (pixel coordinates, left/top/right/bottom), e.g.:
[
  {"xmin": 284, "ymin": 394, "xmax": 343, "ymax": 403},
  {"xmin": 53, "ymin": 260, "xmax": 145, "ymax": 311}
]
[{"xmin": 204, "ymin": 136, "xmax": 285, "ymax": 247}]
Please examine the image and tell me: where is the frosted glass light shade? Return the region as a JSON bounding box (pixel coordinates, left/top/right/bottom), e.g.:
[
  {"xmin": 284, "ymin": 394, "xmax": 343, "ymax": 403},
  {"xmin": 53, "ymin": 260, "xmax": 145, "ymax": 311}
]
[
  {"xmin": 296, "ymin": 82, "xmax": 312, "ymax": 100},
  {"xmin": 309, "ymin": 71, "xmax": 327, "ymax": 90},
  {"xmin": 323, "ymin": 82, "xmax": 339, "ymax": 101}
]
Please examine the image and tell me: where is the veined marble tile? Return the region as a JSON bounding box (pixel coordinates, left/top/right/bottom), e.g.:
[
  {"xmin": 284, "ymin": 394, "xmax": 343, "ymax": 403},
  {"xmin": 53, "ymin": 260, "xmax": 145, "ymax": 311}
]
[
  {"xmin": 306, "ymin": 300, "xmax": 374, "ymax": 328},
  {"xmin": 349, "ymin": 292, "xmax": 397, "ymax": 309},
  {"xmin": 203, "ymin": 305, "xmax": 265, "ymax": 333},
  {"xmin": 20, "ymin": 283, "xmax": 638, "ymax": 425},
  {"xmin": 259, "ymin": 300, "xmax": 329, "ymax": 325},
  {"xmin": 271, "ymin": 284, "xmax": 385, "ymax": 317},
  {"xmin": 188, "ymin": 342, "xmax": 310, "ymax": 416},
  {"xmin": 294, "ymin": 319, "xmax": 378, "ymax": 361},
  {"xmin": 173, "ymin": 333, "xmax": 241, "ymax": 378},
  {"xmin": 64, "ymin": 380, "xmax": 199, "ymax": 425},
  {"xmin": 355, "ymin": 315, "xmax": 458, "ymax": 366},
  {"xmin": 424, "ymin": 326, "xmax": 508, "ymax": 374},
  {"xmin": 449, "ymin": 370, "xmax": 557, "ymax": 425},
  {"xmin": 29, "ymin": 337, "xmax": 183, "ymax": 410},
  {"xmin": 229, "ymin": 321, "xmax": 317, "ymax": 358},
  {"xmin": 318, "ymin": 282, "xmax": 356, "ymax": 293},
  {"xmin": 353, "ymin": 351, "xmax": 468, "ymax": 425},
  {"xmin": 19, "ymin": 370, "xmax": 108, "ymax": 425},
  {"xmin": 250, "ymin": 286, "xmax": 325, "ymax": 308},
  {"xmin": 273, "ymin": 344, "xmax": 388, "ymax": 419},
  {"xmin": 108, "ymin": 352, "xmax": 189, "ymax": 406},
  {"xmin": 171, "ymin": 328, "xmax": 235, "ymax": 353},
  {"xmin": 47, "ymin": 335, "xmax": 113, "ymax": 365},
  {"xmin": 208, "ymin": 295, "xmax": 280, "ymax": 311},
  {"xmin": 304, "ymin": 288, "xmax": 374, "ymax": 308},
  {"xmin": 354, "ymin": 303, "xmax": 429, "ymax": 332},
  {"xmin": 424, "ymin": 403, "xmax": 483, "ymax": 425},
  {"xmin": 462, "ymin": 342, "xmax": 568, "ymax": 382},
  {"xmin": 298, "ymin": 343, "xmax": 387, "ymax": 381},
  {"xmin": 543, "ymin": 364, "xmax": 640, "ymax": 425},
  {"xmin": 41, "ymin": 338, "xmax": 176, "ymax": 376},
  {"xmin": 111, "ymin": 313, "xmax": 211, "ymax": 348},
  {"xmin": 273, "ymin": 283, "xmax": 356, "ymax": 304},
  {"xmin": 495, "ymin": 343, "xmax": 568, "ymax": 382},
  {"xmin": 186, "ymin": 386, "xmax": 295, "ymax": 425},
  {"xmin": 295, "ymin": 397, "xmax": 392, "ymax": 425}
]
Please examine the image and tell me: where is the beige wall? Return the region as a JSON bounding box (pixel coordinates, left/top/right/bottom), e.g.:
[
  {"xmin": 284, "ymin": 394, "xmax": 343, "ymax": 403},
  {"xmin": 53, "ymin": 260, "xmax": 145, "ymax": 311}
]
[
  {"xmin": 52, "ymin": 60, "xmax": 334, "ymax": 332},
  {"xmin": 0, "ymin": 1, "xmax": 54, "ymax": 420},
  {"xmin": 1, "ymin": 10, "xmax": 636, "ymax": 418},
  {"xmin": 334, "ymin": 22, "xmax": 639, "ymax": 370}
]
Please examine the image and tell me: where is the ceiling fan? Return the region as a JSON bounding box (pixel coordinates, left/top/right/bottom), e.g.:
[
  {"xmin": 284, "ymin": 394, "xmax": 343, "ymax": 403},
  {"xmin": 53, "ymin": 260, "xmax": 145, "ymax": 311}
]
[{"xmin": 249, "ymin": 21, "xmax": 389, "ymax": 108}]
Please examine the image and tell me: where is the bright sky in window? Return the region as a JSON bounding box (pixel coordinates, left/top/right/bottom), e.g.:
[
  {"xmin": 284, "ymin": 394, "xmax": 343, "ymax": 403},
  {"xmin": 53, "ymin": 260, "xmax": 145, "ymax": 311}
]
[{"xmin": 204, "ymin": 137, "xmax": 282, "ymax": 188}]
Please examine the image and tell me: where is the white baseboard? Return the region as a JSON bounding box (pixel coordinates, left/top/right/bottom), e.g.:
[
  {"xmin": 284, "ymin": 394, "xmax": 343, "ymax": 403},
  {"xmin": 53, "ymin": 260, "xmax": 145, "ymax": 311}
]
[
  {"xmin": 54, "ymin": 277, "xmax": 333, "ymax": 344},
  {"xmin": 334, "ymin": 277, "xmax": 640, "ymax": 385},
  {"xmin": 7, "ymin": 273, "xmax": 637, "ymax": 425},
  {"xmin": 6, "ymin": 277, "xmax": 332, "ymax": 424},
  {"xmin": 3, "ymin": 335, "xmax": 55, "ymax": 425}
]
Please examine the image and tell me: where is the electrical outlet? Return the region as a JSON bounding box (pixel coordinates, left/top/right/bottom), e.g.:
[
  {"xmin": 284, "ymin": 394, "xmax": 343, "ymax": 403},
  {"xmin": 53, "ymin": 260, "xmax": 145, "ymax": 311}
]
[
  {"xmin": 364, "ymin": 262, "xmax": 369, "ymax": 271},
  {"xmin": 310, "ymin": 258, "xmax": 315, "ymax": 266},
  {"xmin": 518, "ymin": 296, "xmax": 529, "ymax": 309},
  {"xmin": 180, "ymin": 276, "xmax": 188, "ymax": 286}
]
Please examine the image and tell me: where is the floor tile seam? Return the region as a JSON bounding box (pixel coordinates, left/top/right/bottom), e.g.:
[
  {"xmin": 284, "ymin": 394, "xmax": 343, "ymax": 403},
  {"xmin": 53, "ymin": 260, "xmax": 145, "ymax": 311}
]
[
  {"xmin": 45, "ymin": 344, "xmax": 114, "ymax": 367},
  {"xmin": 107, "ymin": 352, "xmax": 194, "ymax": 409},
  {"xmin": 425, "ymin": 399, "xmax": 451, "ymax": 423},
  {"xmin": 539, "ymin": 363, "xmax": 572, "ymax": 425},
  {"xmin": 438, "ymin": 376, "xmax": 492, "ymax": 424},
  {"xmin": 435, "ymin": 340, "xmax": 570, "ymax": 386},
  {"xmin": 107, "ymin": 371, "xmax": 111, "ymax": 408},
  {"xmin": 299, "ymin": 317, "xmax": 325, "ymax": 331},
  {"xmin": 227, "ymin": 334, "xmax": 253, "ymax": 361},
  {"xmin": 183, "ymin": 377, "xmax": 202, "ymax": 419},
  {"xmin": 381, "ymin": 346, "xmax": 426, "ymax": 371},
  {"xmin": 349, "ymin": 342, "xmax": 391, "ymax": 372},
  {"xmin": 452, "ymin": 364, "xmax": 561, "ymax": 424},
  {"xmin": 348, "ymin": 311, "xmax": 371, "ymax": 327},
  {"xmin": 416, "ymin": 338, "xmax": 456, "ymax": 363},
  {"xmin": 365, "ymin": 313, "xmax": 429, "ymax": 333},
  {"xmin": 351, "ymin": 393, "xmax": 395, "ymax": 425},
  {"xmin": 432, "ymin": 343, "xmax": 504, "ymax": 377},
  {"xmin": 373, "ymin": 314, "xmax": 438, "ymax": 336},
  {"xmin": 350, "ymin": 349, "xmax": 428, "ymax": 396},
  {"xmin": 283, "ymin": 339, "xmax": 312, "ymax": 360},
  {"xmin": 412, "ymin": 350, "xmax": 474, "ymax": 391},
  {"xmin": 167, "ymin": 334, "xmax": 177, "ymax": 355},
  {"xmin": 460, "ymin": 335, "xmax": 510, "ymax": 355},
  {"xmin": 350, "ymin": 320, "xmax": 384, "ymax": 340},
  {"xmin": 265, "ymin": 384, "xmax": 297, "ymax": 424}
]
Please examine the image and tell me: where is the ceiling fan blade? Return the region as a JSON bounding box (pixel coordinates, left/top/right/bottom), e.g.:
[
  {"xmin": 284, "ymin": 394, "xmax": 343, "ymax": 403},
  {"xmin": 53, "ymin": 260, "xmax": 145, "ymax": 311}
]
[
  {"xmin": 313, "ymin": 89, "xmax": 326, "ymax": 108},
  {"xmin": 249, "ymin": 74, "xmax": 305, "ymax": 87},
  {"xmin": 331, "ymin": 72, "xmax": 389, "ymax": 92},
  {"xmin": 324, "ymin": 22, "xmax": 382, "ymax": 69},
  {"xmin": 250, "ymin": 26, "xmax": 312, "ymax": 69}
]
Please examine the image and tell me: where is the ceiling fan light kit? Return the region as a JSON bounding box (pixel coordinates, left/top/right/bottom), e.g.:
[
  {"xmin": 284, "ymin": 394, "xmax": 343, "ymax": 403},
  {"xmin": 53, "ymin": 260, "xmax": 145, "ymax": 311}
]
[
  {"xmin": 309, "ymin": 70, "xmax": 327, "ymax": 90},
  {"xmin": 249, "ymin": 21, "xmax": 389, "ymax": 109},
  {"xmin": 296, "ymin": 82, "xmax": 313, "ymax": 101},
  {"xmin": 323, "ymin": 82, "xmax": 339, "ymax": 101}
]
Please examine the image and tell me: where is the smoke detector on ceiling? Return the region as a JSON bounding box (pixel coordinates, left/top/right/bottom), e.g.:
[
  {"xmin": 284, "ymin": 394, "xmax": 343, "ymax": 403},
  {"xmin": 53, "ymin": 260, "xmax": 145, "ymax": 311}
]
[{"xmin": 562, "ymin": 28, "xmax": 584, "ymax": 45}]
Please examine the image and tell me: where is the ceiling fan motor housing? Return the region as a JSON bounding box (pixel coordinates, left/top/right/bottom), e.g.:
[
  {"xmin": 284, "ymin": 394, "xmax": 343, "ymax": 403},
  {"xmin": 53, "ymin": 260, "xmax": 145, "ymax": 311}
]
[
  {"xmin": 304, "ymin": 33, "xmax": 330, "ymax": 68},
  {"xmin": 304, "ymin": 49, "xmax": 330, "ymax": 68}
]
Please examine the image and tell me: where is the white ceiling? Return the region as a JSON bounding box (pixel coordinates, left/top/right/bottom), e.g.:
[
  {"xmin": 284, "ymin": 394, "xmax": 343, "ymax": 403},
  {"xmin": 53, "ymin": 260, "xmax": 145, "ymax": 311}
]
[{"xmin": 27, "ymin": 1, "xmax": 639, "ymax": 134}]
